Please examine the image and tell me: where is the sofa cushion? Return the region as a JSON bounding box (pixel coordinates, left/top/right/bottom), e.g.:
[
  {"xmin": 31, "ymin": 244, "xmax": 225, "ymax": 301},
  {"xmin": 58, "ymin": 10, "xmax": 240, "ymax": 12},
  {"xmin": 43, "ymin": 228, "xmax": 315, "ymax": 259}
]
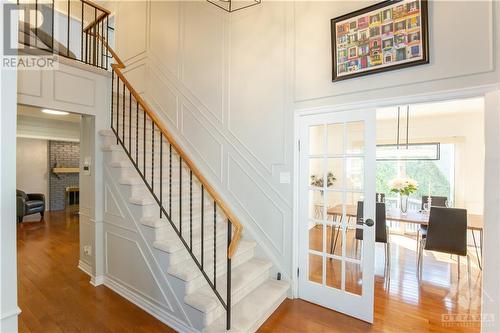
[{"xmin": 25, "ymin": 200, "xmax": 44, "ymax": 209}]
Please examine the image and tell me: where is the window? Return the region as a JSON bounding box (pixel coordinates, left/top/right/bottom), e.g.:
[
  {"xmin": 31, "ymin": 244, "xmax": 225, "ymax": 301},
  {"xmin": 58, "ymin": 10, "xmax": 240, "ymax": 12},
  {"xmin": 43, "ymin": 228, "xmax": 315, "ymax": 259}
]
[{"xmin": 376, "ymin": 144, "xmax": 455, "ymax": 210}]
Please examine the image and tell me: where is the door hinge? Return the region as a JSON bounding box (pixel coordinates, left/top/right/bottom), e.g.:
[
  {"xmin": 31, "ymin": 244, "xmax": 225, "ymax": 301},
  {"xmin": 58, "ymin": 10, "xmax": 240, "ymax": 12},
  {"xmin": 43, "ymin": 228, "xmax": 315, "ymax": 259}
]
[
  {"xmin": 297, "ymin": 267, "xmax": 300, "ymax": 277},
  {"xmin": 298, "ymin": 140, "xmax": 301, "ymax": 152}
]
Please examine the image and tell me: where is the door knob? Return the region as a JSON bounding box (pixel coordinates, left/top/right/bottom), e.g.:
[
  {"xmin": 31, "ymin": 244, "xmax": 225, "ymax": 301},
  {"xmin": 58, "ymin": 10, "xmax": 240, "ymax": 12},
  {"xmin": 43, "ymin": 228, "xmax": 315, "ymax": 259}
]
[{"xmin": 364, "ymin": 219, "xmax": 374, "ymax": 227}]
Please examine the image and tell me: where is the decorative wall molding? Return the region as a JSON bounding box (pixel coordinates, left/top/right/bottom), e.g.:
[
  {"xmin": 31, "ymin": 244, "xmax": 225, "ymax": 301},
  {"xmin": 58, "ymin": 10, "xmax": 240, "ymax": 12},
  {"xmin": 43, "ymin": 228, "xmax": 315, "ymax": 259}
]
[
  {"xmin": 53, "ymin": 71, "xmax": 95, "ymax": 107},
  {"xmin": 104, "ymin": 276, "xmax": 197, "ymax": 333},
  {"xmin": 180, "ymin": 103, "xmax": 224, "ymax": 181},
  {"xmin": 227, "ymin": 153, "xmax": 286, "ymax": 256},
  {"xmin": 104, "ymin": 230, "xmax": 173, "ymax": 311}
]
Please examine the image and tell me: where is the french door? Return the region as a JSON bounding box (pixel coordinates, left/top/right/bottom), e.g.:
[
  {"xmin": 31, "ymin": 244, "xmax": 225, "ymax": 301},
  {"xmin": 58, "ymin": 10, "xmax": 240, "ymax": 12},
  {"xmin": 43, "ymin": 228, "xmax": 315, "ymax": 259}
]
[{"xmin": 298, "ymin": 109, "xmax": 376, "ymax": 322}]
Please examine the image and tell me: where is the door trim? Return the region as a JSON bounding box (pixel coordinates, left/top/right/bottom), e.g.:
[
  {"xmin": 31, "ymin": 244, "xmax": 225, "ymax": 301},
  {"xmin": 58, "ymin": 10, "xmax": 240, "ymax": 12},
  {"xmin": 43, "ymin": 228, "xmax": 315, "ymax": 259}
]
[{"xmin": 291, "ymin": 84, "xmax": 498, "ymax": 302}]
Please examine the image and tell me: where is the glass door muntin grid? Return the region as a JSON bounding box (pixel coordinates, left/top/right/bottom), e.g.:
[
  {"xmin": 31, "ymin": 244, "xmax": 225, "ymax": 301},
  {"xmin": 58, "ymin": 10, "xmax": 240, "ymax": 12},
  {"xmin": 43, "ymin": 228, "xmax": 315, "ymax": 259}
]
[{"xmin": 307, "ymin": 120, "xmax": 365, "ymax": 295}]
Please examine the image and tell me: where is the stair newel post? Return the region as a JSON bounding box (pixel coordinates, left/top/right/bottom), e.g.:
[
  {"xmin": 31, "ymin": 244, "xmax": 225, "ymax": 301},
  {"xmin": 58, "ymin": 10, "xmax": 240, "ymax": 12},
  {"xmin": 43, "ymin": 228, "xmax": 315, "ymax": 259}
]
[{"xmin": 227, "ymin": 219, "xmax": 232, "ymax": 330}]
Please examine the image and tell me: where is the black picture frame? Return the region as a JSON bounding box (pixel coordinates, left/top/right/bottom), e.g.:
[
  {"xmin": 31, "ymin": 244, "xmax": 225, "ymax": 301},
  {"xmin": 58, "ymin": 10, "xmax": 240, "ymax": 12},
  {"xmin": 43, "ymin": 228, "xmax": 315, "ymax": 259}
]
[{"xmin": 331, "ymin": 0, "xmax": 429, "ymax": 82}]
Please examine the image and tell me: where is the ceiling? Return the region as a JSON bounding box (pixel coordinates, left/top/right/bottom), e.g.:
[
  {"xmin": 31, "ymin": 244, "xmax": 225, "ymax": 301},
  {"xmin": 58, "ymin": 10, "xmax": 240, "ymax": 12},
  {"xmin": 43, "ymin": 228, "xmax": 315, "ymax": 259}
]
[
  {"xmin": 377, "ymin": 97, "xmax": 484, "ymax": 120},
  {"xmin": 17, "ymin": 104, "xmax": 81, "ymax": 123}
]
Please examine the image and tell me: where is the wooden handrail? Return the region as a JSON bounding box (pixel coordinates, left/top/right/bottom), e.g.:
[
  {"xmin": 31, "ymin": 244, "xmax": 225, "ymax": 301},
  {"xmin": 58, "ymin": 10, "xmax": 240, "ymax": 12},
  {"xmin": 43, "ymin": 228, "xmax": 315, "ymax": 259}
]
[
  {"xmin": 94, "ymin": 33, "xmax": 243, "ymax": 258},
  {"xmin": 83, "ymin": 11, "xmax": 107, "ymax": 33}
]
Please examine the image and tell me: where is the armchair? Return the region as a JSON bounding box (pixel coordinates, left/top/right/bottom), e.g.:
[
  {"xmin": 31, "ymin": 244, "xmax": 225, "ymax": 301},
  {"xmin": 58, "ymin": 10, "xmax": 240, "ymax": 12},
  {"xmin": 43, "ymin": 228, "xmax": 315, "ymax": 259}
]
[{"xmin": 16, "ymin": 190, "xmax": 45, "ymax": 223}]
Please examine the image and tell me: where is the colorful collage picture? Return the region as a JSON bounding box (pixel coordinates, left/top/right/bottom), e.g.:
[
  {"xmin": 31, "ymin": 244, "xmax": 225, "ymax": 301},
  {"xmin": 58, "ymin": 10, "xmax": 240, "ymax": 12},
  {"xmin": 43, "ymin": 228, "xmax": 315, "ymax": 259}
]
[{"xmin": 331, "ymin": 0, "xmax": 428, "ymax": 81}]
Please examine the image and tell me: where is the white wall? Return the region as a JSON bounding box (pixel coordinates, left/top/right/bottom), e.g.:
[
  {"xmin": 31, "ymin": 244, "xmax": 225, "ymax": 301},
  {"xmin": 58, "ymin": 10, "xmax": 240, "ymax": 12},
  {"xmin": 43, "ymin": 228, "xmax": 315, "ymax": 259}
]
[
  {"xmin": 16, "ymin": 138, "xmax": 49, "ymax": 217},
  {"xmin": 111, "ymin": 0, "xmax": 500, "ymax": 281},
  {"xmin": 1, "ymin": 1, "xmax": 20, "ymax": 331},
  {"xmin": 17, "ymin": 115, "xmax": 80, "ymax": 142}
]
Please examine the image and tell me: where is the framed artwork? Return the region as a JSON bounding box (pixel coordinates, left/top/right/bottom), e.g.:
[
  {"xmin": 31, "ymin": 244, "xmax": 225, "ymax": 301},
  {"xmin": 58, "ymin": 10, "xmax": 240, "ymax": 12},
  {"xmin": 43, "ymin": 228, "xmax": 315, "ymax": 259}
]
[{"xmin": 331, "ymin": 0, "xmax": 429, "ymax": 82}]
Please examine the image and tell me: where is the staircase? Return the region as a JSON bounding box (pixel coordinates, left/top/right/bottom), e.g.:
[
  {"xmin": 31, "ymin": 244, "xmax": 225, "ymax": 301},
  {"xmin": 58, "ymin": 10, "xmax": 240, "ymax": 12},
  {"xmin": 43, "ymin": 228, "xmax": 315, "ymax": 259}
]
[
  {"xmin": 94, "ymin": 4, "xmax": 289, "ymax": 333},
  {"xmin": 17, "ymin": 0, "xmax": 290, "ymax": 329},
  {"xmin": 98, "ymin": 126, "xmax": 289, "ymax": 331}
]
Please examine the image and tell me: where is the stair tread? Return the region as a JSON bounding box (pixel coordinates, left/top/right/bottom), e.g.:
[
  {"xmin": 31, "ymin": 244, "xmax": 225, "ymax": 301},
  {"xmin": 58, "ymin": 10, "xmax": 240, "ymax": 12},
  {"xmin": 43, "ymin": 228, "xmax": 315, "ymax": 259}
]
[
  {"xmin": 184, "ymin": 258, "xmax": 272, "ymax": 314},
  {"xmin": 204, "ymin": 279, "xmax": 289, "ymax": 333},
  {"xmin": 167, "ymin": 241, "xmax": 256, "ymax": 281}
]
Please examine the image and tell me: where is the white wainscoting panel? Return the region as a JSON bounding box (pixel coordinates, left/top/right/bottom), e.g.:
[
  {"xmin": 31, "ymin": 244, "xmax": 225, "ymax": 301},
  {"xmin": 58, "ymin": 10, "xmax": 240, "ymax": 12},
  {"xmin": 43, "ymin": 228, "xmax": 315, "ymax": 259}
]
[
  {"xmin": 105, "ymin": 231, "xmax": 170, "ymax": 310},
  {"xmin": 149, "ymin": 1, "xmax": 180, "ymax": 78},
  {"xmin": 228, "ymin": 2, "xmax": 288, "ymax": 172},
  {"xmin": 181, "ymin": 1, "xmax": 225, "ymax": 123},
  {"xmin": 181, "ymin": 103, "xmax": 223, "ymax": 180},
  {"xmin": 54, "ymin": 71, "xmax": 95, "ymax": 106},
  {"xmin": 227, "ymin": 154, "xmax": 286, "ymax": 256},
  {"xmin": 116, "ymin": 1, "xmax": 148, "ymax": 64},
  {"xmin": 17, "ymin": 70, "xmax": 42, "ymax": 97}
]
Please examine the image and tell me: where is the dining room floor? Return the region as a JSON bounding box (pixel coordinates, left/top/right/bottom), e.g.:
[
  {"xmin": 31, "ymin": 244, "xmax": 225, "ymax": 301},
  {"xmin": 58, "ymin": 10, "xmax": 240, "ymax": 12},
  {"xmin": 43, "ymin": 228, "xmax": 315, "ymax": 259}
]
[{"xmin": 258, "ymin": 227, "xmax": 482, "ymax": 332}]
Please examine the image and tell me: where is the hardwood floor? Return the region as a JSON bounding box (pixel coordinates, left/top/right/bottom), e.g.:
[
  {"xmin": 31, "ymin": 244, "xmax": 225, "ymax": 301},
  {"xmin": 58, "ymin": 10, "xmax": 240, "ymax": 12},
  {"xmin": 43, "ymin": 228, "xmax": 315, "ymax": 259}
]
[
  {"xmin": 17, "ymin": 213, "xmax": 481, "ymax": 332},
  {"xmin": 258, "ymin": 226, "xmax": 482, "ymax": 333},
  {"xmin": 17, "ymin": 211, "xmax": 175, "ymax": 333}
]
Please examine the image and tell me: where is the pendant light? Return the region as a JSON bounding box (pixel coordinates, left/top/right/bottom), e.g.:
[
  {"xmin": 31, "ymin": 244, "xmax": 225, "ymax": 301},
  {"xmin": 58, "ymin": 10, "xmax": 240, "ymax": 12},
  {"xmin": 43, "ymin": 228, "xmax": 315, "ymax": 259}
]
[{"xmin": 207, "ymin": 0, "xmax": 261, "ymax": 12}]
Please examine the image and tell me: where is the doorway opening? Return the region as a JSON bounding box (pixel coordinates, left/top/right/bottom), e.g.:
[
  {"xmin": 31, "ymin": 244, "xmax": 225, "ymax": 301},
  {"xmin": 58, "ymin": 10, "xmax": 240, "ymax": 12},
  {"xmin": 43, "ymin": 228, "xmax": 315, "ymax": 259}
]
[
  {"xmin": 296, "ymin": 96, "xmax": 485, "ymax": 332},
  {"xmin": 373, "ymin": 97, "xmax": 484, "ymax": 331}
]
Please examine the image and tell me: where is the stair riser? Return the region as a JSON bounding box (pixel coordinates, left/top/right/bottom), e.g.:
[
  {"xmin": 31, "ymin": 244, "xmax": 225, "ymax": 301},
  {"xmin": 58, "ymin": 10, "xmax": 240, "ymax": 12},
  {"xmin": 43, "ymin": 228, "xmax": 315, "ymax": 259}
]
[
  {"xmin": 185, "ymin": 247, "xmax": 255, "ymax": 295},
  {"xmin": 204, "ymin": 269, "xmax": 271, "ymax": 327},
  {"xmin": 165, "ymin": 235, "xmax": 231, "ymax": 267},
  {"xmin": 129, "ymin": 184, "xmax": 203, "ymax": 199}
]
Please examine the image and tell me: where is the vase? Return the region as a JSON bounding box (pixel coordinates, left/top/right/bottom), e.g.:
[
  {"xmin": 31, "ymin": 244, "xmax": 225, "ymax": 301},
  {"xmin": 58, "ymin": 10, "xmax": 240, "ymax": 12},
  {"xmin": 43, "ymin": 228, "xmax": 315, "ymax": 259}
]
[{"xmin": 400, "ymin": 195, "xmax": 409, "ymax": 214}]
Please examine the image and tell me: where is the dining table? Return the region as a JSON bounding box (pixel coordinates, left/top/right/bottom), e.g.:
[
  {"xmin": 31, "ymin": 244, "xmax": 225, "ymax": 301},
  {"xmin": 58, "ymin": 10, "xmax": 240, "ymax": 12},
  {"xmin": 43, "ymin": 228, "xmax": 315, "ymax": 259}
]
[{"xmin": 326, "ymin": 204, "xmax": 484, "ymax": 269}]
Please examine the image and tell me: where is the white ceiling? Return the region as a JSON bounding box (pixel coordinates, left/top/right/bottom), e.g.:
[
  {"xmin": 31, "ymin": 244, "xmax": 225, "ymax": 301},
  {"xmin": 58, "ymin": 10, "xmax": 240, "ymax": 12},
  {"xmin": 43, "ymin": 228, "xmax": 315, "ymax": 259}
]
[
  {"xmin": 17, "ymin": 104, "xmax": 81, "ymax": 123},
  {"xmin": 377, "ymin": 97, "xmax": 484, "ymax": 120}
]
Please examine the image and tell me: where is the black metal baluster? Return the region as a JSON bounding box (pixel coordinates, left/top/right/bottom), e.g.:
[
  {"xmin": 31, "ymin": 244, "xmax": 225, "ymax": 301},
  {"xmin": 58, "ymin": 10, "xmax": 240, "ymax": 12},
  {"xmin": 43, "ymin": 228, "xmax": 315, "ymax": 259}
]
[
  {"xmin": 81, "ymin": 2, "xmax": 84, "ymax": 61},
  {"xmin": 160, "ymin": 133, "xmax": 163, "ymax": 218},
  {"xmin": 129, "ymin": 92, "xmax": 132, "ymax": 151},
  {"xmin": 122, "ymin": 82, "xmax": 125, "ymax": 143},
  {"xmin": 116, "ymin": 76, "xmax": 119, "ymax": 144},
  {"xmin": 35, "ymin": 0, "xmax": 38, "ymax": 47},
  {"xmin": 214, "ymin": 202, "xmax": 217, "ymax": 289},
  {"xmin": 67, "ymin": 0, "xmax": 70, "ymax": 57},
  {"xmin": 111, "ymin": 71, "xmax": 114, "ymax": 130},
  {"xmin": 51, "ymin": 0, "xmax": 55, "ymax": 51},
  {"xmin": 93, "ymin": 8, "xmax": 97, "ymax": 65},
  {"xmin": 136, "ymin": 101, "xmax": 139, "ymax": 163},
  {"xmin": 106, "ymin": 15, "xmax": 109, "ymax": 69},
  {"xmin": 179, "ymin": 157, "xmax": 182, "ymax": 235},
  {"xmin": 169, "ymin": 144, "xmax": 172, "ymax": 218},
  {"xmin": 190, "ymin": 170, "xmax": 193, "ymax": 250},
  {"xmin": 152, "ymin": 123, "xmax": 155, "ymax": 194},
  {"xmin": 226, "ymin": 220, "xmax": 232, "ymax": 330},
  {"xmin": 85, "ymin": 31, "xmax": 88, "ymax": 63},
  {"xmin": 201, "ymin": 185, "xmax": 204, "ymax": 270},
  {"xmin": 143, "ymin": 111, "xmax": 146, "ymax": 177}
]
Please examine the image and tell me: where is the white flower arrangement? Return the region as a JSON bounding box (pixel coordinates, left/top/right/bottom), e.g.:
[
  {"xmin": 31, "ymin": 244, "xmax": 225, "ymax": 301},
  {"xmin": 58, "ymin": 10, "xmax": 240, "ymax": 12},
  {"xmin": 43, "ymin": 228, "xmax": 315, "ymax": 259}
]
[{"xmin": 388, "ymin": 177, "xmax": 419, "ymax": 196}]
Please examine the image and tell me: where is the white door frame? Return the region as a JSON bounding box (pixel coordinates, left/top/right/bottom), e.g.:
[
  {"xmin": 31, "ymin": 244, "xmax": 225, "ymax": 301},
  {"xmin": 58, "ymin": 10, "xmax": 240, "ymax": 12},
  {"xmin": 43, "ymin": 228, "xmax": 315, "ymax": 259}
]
[{"xmin": 292, "ymin": 83, "xmax": 500, "ymax": 328}]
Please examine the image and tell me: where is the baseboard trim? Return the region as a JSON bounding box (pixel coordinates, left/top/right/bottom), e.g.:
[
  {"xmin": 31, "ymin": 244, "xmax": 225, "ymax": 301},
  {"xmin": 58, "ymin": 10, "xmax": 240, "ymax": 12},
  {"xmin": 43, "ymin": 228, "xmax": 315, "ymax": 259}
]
[
  {"xmin": 104, "ymin": 275, "xmax": 199, "ymax": 333},
  {"xmin": 78, "ymin": 260, "xmax": 92, "ymax": 276},
  {"xmin": 91, "ymin": 275, "xmax": 105, "ymax": 286}
]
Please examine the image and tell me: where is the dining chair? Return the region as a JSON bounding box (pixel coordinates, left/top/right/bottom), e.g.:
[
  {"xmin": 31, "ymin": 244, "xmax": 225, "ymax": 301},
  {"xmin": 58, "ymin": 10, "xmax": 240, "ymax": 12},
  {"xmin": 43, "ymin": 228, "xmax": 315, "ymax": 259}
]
[
  {"xmin": 417, "ymin": 207, "xmax": 470, "ymax": 286},
  {"xmin": 355, "ymin": 201, "xmax": 390, "ymax": 285},
  {"xmin": 416, "ymin": 195, "xmax": 447, "ymax": 256},
  {"xmin": 376, "ymin": 193, "xmax": 386, "ymax": 203}
]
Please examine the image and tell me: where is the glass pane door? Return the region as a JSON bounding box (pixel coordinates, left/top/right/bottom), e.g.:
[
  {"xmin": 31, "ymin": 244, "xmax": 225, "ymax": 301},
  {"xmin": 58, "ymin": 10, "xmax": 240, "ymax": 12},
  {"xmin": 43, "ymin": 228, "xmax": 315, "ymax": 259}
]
[{"xmin": 299, "ymin": 109, "xmax": 376, "ymax": 323}]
